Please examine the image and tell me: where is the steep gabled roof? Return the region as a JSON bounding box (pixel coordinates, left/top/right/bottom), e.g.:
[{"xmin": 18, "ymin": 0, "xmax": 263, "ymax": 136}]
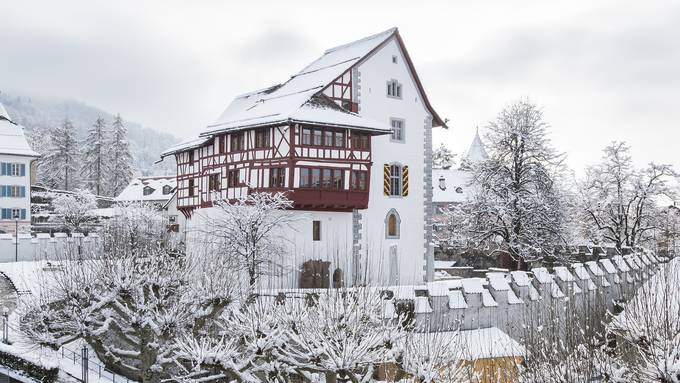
[
  {"xmin": 0, "ymin": 101, "xmax": 39, "ymax": 158},
  {"xmin": 464, "ymin": 128, "xmax": 489, "ymax": 164},
  {"xmin": 204, "ymin": 27, "xmax": 445, "ymax": 135}
]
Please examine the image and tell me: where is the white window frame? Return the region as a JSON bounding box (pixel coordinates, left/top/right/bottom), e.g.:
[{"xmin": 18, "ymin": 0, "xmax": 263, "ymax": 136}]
[
  {"xmin": 386, "ymin": 79, "xmax": 402, "ymax": 99},
  {"xmin": 10, "ymin": 164, "xmax": 20, "ymax": 176},
  {"xmin": 389, "ymin": 163, "xmax": 403, "ymax": 197},
  {"xmin": 390, "ymin": 118, "xmax": 405, "ymax": 143}
]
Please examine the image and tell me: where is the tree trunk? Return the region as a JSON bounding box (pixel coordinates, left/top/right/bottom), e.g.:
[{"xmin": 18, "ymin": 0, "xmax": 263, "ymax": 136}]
[{"xmin": 325, "ymin": 372, "xmax": 337, "ymax": 383}]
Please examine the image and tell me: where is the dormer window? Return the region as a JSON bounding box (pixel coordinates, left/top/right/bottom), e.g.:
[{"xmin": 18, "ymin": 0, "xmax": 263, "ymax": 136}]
[
  {"xmin": 162, "ymin": 185, "xmax": 172, "ymax": 195},
  {"xmin": 438, "ymin": 176, "xmax": 446, "ymax": 191},
  {"xmin": 455, "ymin": 187, "xmax": 463, "ymax": 194},
  {"xmin": 143, "ymin": 186, "xmax": 155, "ymax": 196},
  {"xmin": 387, "ymin": 80, "xmax": 402, "ymax": 99}
]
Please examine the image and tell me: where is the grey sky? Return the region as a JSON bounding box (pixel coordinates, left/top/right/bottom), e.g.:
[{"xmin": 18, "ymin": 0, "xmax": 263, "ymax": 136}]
[{"xmin": 1, "ymin": 0, "xmax": 678, "ymax": 173}]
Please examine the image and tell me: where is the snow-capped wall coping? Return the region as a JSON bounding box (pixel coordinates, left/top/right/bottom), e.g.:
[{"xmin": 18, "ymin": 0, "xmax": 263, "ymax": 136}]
[{"xmin": 0, "ymin": 233, "xmax": 101, "ymax": 263}]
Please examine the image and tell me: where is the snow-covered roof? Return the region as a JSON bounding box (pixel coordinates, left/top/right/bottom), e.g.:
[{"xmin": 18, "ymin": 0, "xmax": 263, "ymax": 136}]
[
  {"xmin": 0, "ymin": 102, "xmax": 39, "ymax": 157},
  {"xmin": 459, "ymin": 327, "xmax": 525, "ymax": 360},
  {"xmin": 115, "ymin": 176, "xmax": 177, "ymax": 202},
  {"xmin": 160, "ymin": 135, "xmax": 210, "ymax": 158},
  {"xmin": 163, "ymin": 28, "xmax": 446, "ymax": 159},
  {"xmin": 433, "ymin": 168, "xmax": 473, "ymax": 204}
]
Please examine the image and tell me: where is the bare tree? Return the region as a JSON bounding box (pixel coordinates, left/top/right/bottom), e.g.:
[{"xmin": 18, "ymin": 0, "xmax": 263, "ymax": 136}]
[
  {"xmin": 20, "ymin": 204, "xmax": 240, "ymax": 383},
  {"xmin": 579, "ymin": 141, "xmax": 677, "ymax": 250},
  {"xmin": 51, "ymin": 188, "xmax": 98, "ymax": 233},
  {"xmin": 197, "ymin": 191, "xmax": 299, "ymax": 288},
  {"xmin": 461, "ymin": 100, "xmax": 566, "ymax": 267}
]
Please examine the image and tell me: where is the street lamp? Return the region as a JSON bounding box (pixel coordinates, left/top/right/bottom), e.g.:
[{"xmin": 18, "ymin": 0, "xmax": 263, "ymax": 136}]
[
  {"xmin": 13, "ymin": 212, "xmax": 19, "ymax": 262},
  {"xmin": 2, "ymin": 306, "xmax": 8, "ymax": 344}
]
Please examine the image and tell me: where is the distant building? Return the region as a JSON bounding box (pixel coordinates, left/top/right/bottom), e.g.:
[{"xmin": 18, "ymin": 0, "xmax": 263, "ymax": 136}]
[
  {"xmin": 115, "ymin": 176, "xmax": 177, "ymax": 206},
  {"xmin": 0, "ymin": 101, "xmax": 39, "ymax": 234}
]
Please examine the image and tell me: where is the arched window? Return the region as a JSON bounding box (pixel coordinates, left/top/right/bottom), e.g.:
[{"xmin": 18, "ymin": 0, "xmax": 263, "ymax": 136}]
[{"xmin": 385, "ymin": 209, "xmax": 401, "ymax": 239}]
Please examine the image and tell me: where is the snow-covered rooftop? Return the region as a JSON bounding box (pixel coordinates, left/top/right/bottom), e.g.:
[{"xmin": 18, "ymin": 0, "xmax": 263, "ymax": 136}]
[
  {"xmin": 459, "ymin": 327, "xmax": 525, "ymax": 360},
  {"xmin": 0, "ymin": 102, "xmax": 39, "ymax": 157},
  {"xmin": 115, "ymin": 176, "xmax": 177, "ymax": 203},
  {"xmin": 163, "ymin": 28, "xmax": 446, "ymax": 159},
  {"xmin": 433, "ymin": 168, "xmax": 473, "ymax": 204}
]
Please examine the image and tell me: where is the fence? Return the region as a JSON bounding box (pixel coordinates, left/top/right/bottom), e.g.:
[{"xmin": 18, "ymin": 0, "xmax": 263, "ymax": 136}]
[
  {"xmin": 0, "ymin": 233, "xmax": 101, "ymax": 263},
  {"xmin": 59, "ymin": 344, "xmax": 131, "ymax": 383}
]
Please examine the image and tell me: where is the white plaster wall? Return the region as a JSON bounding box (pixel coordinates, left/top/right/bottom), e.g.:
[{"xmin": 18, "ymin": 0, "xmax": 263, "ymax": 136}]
[
  {"xmin": 0, "ymin": 154, "xmax": 34, "ymax": 234},
  {"xmin": 186, "ymin": 208, "xmax": 354, "ymax": 289},
  {"xmin": 355, "ymin": 37, "xmax": 431, "ymax": 285}
]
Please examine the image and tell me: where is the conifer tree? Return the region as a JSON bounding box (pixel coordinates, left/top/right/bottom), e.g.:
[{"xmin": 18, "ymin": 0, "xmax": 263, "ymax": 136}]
[
  {"xmin": 107, "ymin": 114, "xmax": 134, "ymax": 197},
  {"xmin": 40, "ymin": 118, "xmax": 79, "ymax": 190},
  {"xmin": 81, "ymin": 116, "xmax": 108, "ymax": 195}
]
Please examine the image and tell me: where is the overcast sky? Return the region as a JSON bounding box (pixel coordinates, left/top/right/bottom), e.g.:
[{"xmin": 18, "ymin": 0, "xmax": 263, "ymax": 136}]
[{"xmin": 2, "ymin": 0, "xmax": 678, "ymax": 174}]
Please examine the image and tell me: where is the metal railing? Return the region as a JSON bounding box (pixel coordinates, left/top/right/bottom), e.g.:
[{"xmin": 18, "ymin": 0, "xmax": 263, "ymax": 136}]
[{"xmin": 59, "ymin": 344, "xmax": 132, "ymax": 383}]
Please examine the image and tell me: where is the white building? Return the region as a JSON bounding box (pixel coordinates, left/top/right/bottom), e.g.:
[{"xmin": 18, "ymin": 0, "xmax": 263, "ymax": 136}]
[
  {"xmin": 162, "ymin": 28, "xmax": 446, "ymax": 287},
  {"xmin": 0, "ymin": 102, "xmax": 39, "ymax": 234},
  {"xmin": 115, "ymin": 176, "xmax": 177, "ymax": 205}
]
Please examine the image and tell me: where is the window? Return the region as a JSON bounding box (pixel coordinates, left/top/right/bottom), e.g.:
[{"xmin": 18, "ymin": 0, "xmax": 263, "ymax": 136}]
[
  {"xmin": 220, "ymin": 135, "xmax": 228, "ymax": 153},
  {"xmin": 385, "ymin": 209, "xmax": 401, "ymax": 239},
  {"xmin": 227, "ymin": 170, "xmax": 241, "ymax": 187},
  {"xmin": 1, "ymin": 163, "xmax": 25, "ymax": 177},
  {"xmin": 1, "ymin": 208, "xmax": 25, "ymax": 220},
  {"xmin": 255, "ymin": 129, "xmax": 270, "ymax": 148},
  {"xmin": 351, "ymin": 170, "xmax": 368, "ymax": 191},
  {"xmin": 392, "ymin": 55, "xmax": 398, "ymax": 64},
  {"xmin": 230, "ymin": 132, "xmax": 245, "ymax": 152},
  {"xmin": 390, "ymin": 165, "xmax": 402, "ymax": 196},
  {"xmin": 312, "ymin": 220, "xmax": 321, "ymax": 241},
  {"xmin": 351, "ymin": 132, "xmax": 370, "ymax": 150},
  {"xmin": 300, "ymin": 127, "xmax": 345, "ymax": 147},
  {"xmin": 390, "ymin": 118, "xmax": 404, "ymax": 142},
  {"xmin": 188, "ymin": 150, "xmax": 194, "ymax": 163},
  {"xmin": 269, "ymin": 168, "xmax": 286, "ymax": 188},
  {"xmin": 188, "ymin": 179, "xmax": 195, "ymax": 196},
  {"xmin": 162, "ymin": 185, "xmax": 173, "ymax": 195},
  {"xmin": 143, "ymin": 186, "xmax": 155, "ymax": 196},
  {"xmin": 0, "ymin": 185, "xmax": 26, "ymax": 198},
  {"xmin": 299, "ymin": 167, "xmax": 343, "ymax": 190},
  {"xmin": 387, "ymin": 80, "xmax": 402, "ymax": 98},
  {"xmin": 208, "ymin": 174, "xmax": 220, "ymax": 191}
]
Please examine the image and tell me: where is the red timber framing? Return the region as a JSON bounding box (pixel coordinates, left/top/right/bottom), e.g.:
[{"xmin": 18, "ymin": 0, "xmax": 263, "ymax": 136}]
[
  {"xmin": 174, "ymin": 124, "xmax": 376, "ymax": 217},
  {"xmin": 322, "ymin": 69, "xmax": 358, "ymax": 113}
]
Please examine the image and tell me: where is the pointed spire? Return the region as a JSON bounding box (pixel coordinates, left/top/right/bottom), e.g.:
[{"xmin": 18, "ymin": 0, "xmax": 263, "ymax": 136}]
[{"xmin": 465, "ymin": 127, "xmax": 488, "ymax": 164}]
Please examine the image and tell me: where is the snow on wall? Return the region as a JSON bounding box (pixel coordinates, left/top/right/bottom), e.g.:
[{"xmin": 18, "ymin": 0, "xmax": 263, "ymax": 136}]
[{"xmin": 0, "ymin": 233, "xmax": 100, "ymax": 263}]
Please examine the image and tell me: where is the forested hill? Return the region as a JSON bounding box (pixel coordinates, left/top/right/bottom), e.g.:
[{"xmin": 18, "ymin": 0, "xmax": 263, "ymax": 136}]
[{"xmin": 0, "ymin": 92, "xmax": 178, "ymax": 176}]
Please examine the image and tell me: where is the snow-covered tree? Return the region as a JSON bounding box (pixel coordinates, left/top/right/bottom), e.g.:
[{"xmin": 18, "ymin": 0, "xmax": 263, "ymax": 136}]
[
  {"xmin": 40, "ymin": 118, "xmax": 79, "ymax": 190},
  {"xmin": 578, "ymin": 141, "xmax": 677, "ymax": 250},
  {"xmin": 51, "ymin": 188, "xmax": 98, "ymax": 233},
  {"xmin": 459, "ymin": 100, "xmax": 566, "ymax": 266},
  {"xmin": 433, "ymin": 143, "xmax": 456, "ymax": 169},
  {"xmin": 197, "ymin": 191, "xmax": 299, "ymax": 288},
  {"xmin": 81, "ymin": 116, "xmax": 109, "ymax": 195},
  {"xmin": 107, "ymin": 114, "xmax": 134, "ymax": 197},
  {"xmin": 608, "ymin": 257, "xmax": 680, "ymax": 382},
  {"xmin": 21, "ymin": 204, "xmax": 240, "ymax": 383}
]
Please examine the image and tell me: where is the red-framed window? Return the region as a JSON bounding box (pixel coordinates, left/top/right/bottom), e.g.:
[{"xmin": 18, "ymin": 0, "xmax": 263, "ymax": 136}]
[
  {"xmin": 188, "ymin": 150, "xmax": 194, "ymax": 163},
  {"xmin": 255, "ymin": 128, "xmax": 271, "ymax": 149},
  {"xmin": 351, "ymin": 170, "xmax": 368, "ymax": 191},
  {"xmin": 299, "ymin": 167, "xmax": 343, "ymax": 190},
  {"xmin": 351, "ymin": 132, "xmax": 370, "ymax": 150},
  {"xmin": 269, "ymin": 167, "xmax": 286, "ymax": 188},
  {"xmin": 188, "ymin": 179, "xmax": 195, "ymax": 196},
  {"xmin": 230, "ymin": 132, "xmax": 245, "ymax": 152},
  {"xmin": 208, "ymin": 174, "xmax": 220, "ymax": 191},
  {"xmin": 301, "ymin": 127, "xmax": 345, "ymax": 148},
  {"xmin": 227, "ymin": 170, "xmax": 241, "ymax": 187}
]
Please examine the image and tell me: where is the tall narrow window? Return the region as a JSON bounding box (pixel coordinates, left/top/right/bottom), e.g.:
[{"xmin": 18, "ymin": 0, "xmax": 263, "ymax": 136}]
[
  {"xmin": 230, "ymin": 132, "xmax": 245, "ymax": 152},
  {"xmin": 227, "ymin": 170, "xmax": 241, "ymax": 187},
  {"xmin": 255, "ymin": 129, "xmax": 270, "ymax": 148},
  {"xmin": 208, "ymin": 174, "xmax": 220, "ymax": 191},
  {"xmin": 334, "ymin": 131, "xmax": 345, "ymax": 148},
  {"xmin": 312, "ymin": 220, "xmax": 321, "ymax": 241},
  {"xmin": 300, "ymin": 168, "xmax": 310, "ymax": 187},
  {"xmin": 385, "ymin": 209, "xmax": 401, "ymax": 239},
  {"xmin": 312, "ymin": 129, "xmax": 323, "ymax": 146},
  {"xmin": 188, "ymin": 179, "xmax": 195, "ymax": 196},
  {"xmin": 311, "ymin": 169, "xmax": 321, "ymax": 187},
  {"xmin": 188, "ymin": 151, "xmax": 194, "ymax": 163},
  {"xmin": 302, "ymin": 128, "xmax": 312, "ymax": 145},
  {"xmin": 269, "ymin": 168, "xmax": 286, "ymax": 188},
  {"xmin": 390, "ymin": 118, "xmax": 404, "ymax": 142},
  {"xmin": 389, "ymin": 164, "xmax": 403, "ymax": 196}
]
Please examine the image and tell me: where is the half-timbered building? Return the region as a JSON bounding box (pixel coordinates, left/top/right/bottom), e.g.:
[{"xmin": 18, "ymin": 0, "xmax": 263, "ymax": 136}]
[{"xmin": 162, "ymin": 28, "xmax": 446, "ymax": 286}]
